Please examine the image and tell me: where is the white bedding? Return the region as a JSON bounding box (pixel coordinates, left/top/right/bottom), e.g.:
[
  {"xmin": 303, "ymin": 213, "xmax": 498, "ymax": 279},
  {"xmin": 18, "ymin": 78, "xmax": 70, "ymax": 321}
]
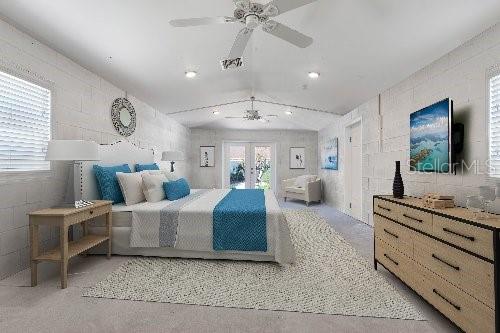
[{"xmin": 94, "ymin": 189, "xmax": 295, "ymax": 265}]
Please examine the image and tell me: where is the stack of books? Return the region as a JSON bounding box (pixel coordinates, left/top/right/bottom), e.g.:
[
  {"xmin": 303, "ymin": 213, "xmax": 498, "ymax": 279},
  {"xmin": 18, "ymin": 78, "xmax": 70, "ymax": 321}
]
[{"xmin": 422, "ymin": 193, "xmax": 455, "ymax": 209}]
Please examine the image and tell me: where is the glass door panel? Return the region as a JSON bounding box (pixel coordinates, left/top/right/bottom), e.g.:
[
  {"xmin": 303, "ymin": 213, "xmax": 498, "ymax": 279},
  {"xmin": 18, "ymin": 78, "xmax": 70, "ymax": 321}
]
[
  {"xmin": 253, "ymin": 145, "xmax": 272, "ymax": 190},
  {"xmin": 229, "ymin": 144, "xmax": 247, "ymax": 189}
]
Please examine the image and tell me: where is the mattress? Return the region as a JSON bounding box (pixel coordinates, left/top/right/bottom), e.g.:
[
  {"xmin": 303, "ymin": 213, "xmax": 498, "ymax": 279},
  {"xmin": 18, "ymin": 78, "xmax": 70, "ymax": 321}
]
[{"xmin": 88, "ymin": 189, "xmax": 295, "ymax": 264}]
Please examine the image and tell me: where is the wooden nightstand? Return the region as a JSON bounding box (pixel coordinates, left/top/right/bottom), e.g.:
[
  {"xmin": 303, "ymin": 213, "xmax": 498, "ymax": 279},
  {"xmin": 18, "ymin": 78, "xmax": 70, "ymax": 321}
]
[{"xmin": 28, "ymin": 200, "xmax": 113, "ymax": 289}]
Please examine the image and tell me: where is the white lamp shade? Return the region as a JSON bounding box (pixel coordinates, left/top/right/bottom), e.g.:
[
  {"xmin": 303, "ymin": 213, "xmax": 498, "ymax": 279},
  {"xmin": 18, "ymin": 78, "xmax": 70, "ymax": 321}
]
[
  {"xmin": 162, "ymin": 151, "xmax": 185, "ymax": 161},
  {"xmin": 45, "ymin": 140, "xmax": 99, "ymax": 161}
]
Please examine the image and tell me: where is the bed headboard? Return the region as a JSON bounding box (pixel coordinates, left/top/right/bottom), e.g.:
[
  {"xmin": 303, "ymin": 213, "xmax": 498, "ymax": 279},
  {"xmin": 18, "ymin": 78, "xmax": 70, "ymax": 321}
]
[{"xmin": 79, "ymin": 140, "xmax": 155, "ymax": 200}]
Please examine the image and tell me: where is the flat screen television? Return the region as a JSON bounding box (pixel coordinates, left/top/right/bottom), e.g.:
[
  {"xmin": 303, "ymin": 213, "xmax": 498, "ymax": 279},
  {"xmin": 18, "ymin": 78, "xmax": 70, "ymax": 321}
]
[{"xmin": 410, "ymin": 98, "xmax": 453, "ymax": 173}]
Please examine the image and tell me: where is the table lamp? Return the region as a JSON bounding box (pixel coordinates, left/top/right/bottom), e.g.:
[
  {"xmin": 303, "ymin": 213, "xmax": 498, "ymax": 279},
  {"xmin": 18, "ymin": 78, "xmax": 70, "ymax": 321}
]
[
  {"xmin": 162, "ymin": 151, "xmax": 184, "ymax": 172},
  {"xmin": 45, "ymin": 140, "xmax": 99, "ymax": 208}
]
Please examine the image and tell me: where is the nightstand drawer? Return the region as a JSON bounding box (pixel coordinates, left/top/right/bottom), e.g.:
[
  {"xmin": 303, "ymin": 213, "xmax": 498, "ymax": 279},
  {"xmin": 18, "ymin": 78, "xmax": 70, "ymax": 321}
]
[
  {"xmin": 374, "ymin": 214, "xmax": 413, "ymax": 257},
  {"xmin": 414, "ymin": 263, "xmax": 494, "ymax": 333},
  {"xmin": 68, "ymin": 204, "xmax": 111, "ymax": 225},
  {"xmin": 413, "ymin": 232, "xmax": 494, "ymax": 309},
  {"xmin": 432, "ymin": 215, "xmax": 493, "ymax": 260}
]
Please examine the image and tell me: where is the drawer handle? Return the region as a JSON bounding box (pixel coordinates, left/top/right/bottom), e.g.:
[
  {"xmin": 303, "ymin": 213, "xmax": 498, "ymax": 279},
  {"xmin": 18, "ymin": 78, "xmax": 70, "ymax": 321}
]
[
  {"xmin": 383, "ymin": 229, "xmax": 399, "ymax": 239},
  {"xmin": 442, "ymin": 228, "xmax": 475, "ymax": 242},
  {"xmin": 432, "ymin": 289, "xmax": 461, "ymax": 311},
  {"xmin": 432, "ymin": 254, "xmax": 460, "ymax": 271},
  {"xmin": 383, "ymin": 253, "xmax": 399, "ymax": 266},
  {"xmin": 402, "ymin": 214, "xmax": 423, "ymax": 223},
  {"xmin": 378, "ymin": 205, "xmax": 391, "ymax": 212}
]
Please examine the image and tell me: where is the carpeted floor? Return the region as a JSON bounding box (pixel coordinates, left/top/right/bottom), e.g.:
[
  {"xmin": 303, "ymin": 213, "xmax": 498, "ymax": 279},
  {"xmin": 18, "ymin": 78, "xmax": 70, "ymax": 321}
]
[{"xmin": 83, "ymin": 209, "xmax": 424, "ymax": 320}]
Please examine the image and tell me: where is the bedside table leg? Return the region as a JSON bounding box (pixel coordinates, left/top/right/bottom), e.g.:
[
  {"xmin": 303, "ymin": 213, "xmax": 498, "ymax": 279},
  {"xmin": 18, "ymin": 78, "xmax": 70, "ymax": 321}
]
[
  {"xmin": 60, "ymin": 225, "xmax": 68, "ymax": 289},
  {"xmin": 29, "ymin": 223, "xmax": 38, "ymax": 287},
  {"xmin": 106, "ymin": 212, "xmax": 112, "ymax": 259}
]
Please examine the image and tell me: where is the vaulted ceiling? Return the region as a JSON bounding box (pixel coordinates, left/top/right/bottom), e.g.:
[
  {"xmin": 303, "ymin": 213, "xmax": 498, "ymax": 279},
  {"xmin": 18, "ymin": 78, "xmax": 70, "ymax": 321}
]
[{"xmin": 1, "ymin": 0, "xmax": 500, "ymax": 130}]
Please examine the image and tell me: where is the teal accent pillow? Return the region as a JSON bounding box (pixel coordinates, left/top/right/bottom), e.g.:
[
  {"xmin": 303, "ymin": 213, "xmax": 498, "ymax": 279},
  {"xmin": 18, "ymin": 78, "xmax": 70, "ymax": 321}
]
[
  {"xmin": 93, "ymin": 164, "xmax": 131, "ymax": 204},
  {"xmin": 164, "ymin": 178, "xmax": 190, "ymax": 201},
  {"xmin": 135, "ymin": 163, "xmax": 159, "ymax": 172}
]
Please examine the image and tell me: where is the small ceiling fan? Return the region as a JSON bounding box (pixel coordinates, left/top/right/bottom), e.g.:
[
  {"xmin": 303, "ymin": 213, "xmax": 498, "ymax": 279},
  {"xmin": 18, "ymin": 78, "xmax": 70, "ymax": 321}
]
[
  {"xmin": 225, "ymin": 97, "xmax": 278, "ymax": 123},
  {"xmin": 170, "ymin": 0, "xmax": 317, "ymax": 68}
]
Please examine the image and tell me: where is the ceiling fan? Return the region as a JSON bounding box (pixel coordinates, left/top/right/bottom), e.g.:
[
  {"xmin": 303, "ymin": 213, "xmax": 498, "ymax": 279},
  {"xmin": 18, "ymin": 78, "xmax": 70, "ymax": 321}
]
[
  {"xmin": 224, "ymin": 97, "xmax": 278, "ymax": 123},
  {"xmin": 170, "ymin": 0, "xmax": 317, "ymax": 68}
]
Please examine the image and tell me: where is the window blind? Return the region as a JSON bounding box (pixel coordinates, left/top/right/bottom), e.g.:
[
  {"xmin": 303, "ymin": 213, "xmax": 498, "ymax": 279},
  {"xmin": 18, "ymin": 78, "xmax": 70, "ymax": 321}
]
[{"xmin": 0, "ymin": 70, "xmax": 51, "ymax": 171}]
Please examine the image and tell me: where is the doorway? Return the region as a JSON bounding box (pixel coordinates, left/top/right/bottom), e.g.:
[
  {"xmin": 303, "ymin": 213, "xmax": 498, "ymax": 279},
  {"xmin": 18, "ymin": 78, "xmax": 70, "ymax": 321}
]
[
  {"xmin": 345, "ymin": 119, "xmax": 363, "ymax": 220},
  {"xmin": 223, "ymin": 142, "xmax": 275, "ymax": 191}
]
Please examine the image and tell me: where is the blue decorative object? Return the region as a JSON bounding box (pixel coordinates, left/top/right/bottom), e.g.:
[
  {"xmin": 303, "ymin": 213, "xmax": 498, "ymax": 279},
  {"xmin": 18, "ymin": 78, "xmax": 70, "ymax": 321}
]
[
  {"xmin": 93, "ymin": 164, "xmax": 131, "ymax": 204},
  {"xmin": 321, "ymin": 137, "xmax": 338, "ymax": 170},
  {"xmin": 213, "ymin": 189, "xmax": 267, "ymax": 252},
  {"xmin": 135, "ymin": 163, "xmax": 159, "ymax": 172},
  {"xmin": 164, "ymin": 178, "xmax": 190, "ymax": 201}
]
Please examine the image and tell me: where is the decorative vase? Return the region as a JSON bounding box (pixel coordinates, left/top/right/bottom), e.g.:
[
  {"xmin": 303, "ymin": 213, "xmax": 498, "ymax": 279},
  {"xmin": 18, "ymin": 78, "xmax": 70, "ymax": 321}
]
[{"xmin": 393, "ymin": 161, "xmax": 404, "ymax": 199}]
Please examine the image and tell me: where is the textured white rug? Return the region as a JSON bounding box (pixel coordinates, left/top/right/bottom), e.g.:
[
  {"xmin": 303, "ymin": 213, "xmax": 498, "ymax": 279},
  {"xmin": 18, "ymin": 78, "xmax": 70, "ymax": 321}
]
[{"xmin": 83, "ymin": 209, "xmax": 425, "ymax": 320}]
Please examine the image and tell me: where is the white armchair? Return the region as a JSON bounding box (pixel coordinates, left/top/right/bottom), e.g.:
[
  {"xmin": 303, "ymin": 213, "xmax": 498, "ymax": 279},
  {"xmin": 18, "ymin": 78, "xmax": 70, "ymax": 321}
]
[{"xmin": 282, "ymin": 175, "xmax": 322, "ymax": 206}]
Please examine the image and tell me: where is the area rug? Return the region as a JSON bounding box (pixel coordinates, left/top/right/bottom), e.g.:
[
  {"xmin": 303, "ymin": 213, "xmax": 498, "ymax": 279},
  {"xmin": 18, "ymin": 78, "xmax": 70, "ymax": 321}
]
[{"xmin": 83, "ymin": 209, "xmax": 425, "ymax": 320}]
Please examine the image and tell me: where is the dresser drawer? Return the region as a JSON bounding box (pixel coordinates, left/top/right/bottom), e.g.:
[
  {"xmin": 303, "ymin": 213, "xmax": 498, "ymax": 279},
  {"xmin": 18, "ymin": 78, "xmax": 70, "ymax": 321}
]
[
  {"xmin": 398, "ymin": 205, "xmax": 433, "ymax": 234},
  {"xmin": 373, "ymin": 198, "xmax": 400, "ymax": 221},
  {"xmin": 433, "ymin": 215, "xmax": 494, "ymax": 260},
  {"xmin": 413, "ymin": 232, "xmax": 494, "ymax": 309},
  {"xmin": 375, "ymin": 237, "xmax": 414, "ymax": 287},
  {"xmin": 374, "ymin": 214, "xmax": 413, "ymax": 257},
  {"xmin": 413, "ymin": 263, "xmax": 494, "ymax": 333}
]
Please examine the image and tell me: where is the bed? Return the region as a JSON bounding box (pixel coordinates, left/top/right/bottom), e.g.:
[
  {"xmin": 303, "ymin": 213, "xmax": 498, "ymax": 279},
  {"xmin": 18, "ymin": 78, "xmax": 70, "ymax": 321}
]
[{"xmin": 79, "ymin": 141, "xmax": 295, "ymax": 265}]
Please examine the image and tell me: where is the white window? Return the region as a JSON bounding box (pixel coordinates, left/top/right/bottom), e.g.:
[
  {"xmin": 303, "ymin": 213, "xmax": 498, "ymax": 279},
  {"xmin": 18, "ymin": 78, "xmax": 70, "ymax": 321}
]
[{"xmin": 0, "ymin": 70, "xmax": 51, "ymax": 172}]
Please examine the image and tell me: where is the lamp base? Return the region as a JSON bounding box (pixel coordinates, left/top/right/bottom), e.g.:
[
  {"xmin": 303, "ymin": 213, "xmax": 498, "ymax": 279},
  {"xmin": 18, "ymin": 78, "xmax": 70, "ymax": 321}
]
[{"xmin": 170, "ymin": 161, "xmax": 175, "ymax": 172}]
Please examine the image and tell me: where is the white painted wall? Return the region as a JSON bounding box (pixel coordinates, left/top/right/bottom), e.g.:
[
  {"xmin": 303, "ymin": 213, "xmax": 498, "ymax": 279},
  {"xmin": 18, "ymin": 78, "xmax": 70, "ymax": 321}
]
[
  {"xmin": 320, "ymin": 22, "xmax": 500, "ymax": 226},
  {"xmin": 190, "ymin": 129, "xmax": 318, "ymax": 195},
  {"xmin": 0, "ymin": 18, "xmax": 190, "ymax": 279}
]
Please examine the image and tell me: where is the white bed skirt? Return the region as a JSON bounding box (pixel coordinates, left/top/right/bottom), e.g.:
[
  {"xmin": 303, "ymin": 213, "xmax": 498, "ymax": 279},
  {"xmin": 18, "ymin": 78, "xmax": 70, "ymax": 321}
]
[{"xmin": 88, "ymin": 226, "xmax": 291, "ymax": 264}]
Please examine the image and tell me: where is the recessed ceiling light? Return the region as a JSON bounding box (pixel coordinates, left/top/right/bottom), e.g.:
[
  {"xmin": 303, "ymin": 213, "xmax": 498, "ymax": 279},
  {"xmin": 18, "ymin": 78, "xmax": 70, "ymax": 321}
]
[
  {"xmin": 285, "ymin": 111, "xmax": 293, "ymax": 116},
  {"xmin": 213, "ymin": 110, "xmax": 220, "ymax": 115},
  {"xmin": 308, "ymin": 72, "xmax": 320, "ymax": 79},
  {"xmin": 185, "ymin": 71, "xmax": 197, "ymax": 78}
]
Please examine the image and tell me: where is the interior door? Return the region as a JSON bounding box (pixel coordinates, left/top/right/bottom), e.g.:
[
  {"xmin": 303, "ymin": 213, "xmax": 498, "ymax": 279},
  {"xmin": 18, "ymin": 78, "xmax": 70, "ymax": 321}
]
[{"xmin": 346, "ymin": 121, "xmax": 362, "ymax": 220}]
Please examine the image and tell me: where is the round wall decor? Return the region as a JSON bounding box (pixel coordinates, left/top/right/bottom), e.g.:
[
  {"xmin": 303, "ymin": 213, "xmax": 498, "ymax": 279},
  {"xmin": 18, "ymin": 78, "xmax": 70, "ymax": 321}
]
[{"xmin": 111, "ymin": 97, "xmax": 136, "ymax": 137}]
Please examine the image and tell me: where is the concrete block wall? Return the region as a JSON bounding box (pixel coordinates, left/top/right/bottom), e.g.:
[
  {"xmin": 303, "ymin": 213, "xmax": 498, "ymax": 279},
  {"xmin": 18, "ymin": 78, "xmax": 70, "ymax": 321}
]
[
  {"xmin": 0, "ymin": 19, "xmax": 190, "ymax": 279},
  {"xmin": 320, "ymin": 22, "xmax": 500, "ymax": 226},
  {"xmin": 189, "ymin": 129, "xmax": 318, "ymax": 196}
]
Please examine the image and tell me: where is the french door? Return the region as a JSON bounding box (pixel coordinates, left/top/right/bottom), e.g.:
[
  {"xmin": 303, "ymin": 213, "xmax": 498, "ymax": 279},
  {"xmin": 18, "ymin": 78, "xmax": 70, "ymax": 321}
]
[{"xmin": 224, "ymin": 142, "xmax": 275, "ymax": 190}]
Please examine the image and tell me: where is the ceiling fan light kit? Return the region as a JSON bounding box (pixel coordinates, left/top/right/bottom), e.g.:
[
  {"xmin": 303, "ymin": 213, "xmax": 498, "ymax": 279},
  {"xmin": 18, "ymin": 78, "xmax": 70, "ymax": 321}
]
[{"xmin": 170, "ymin": 0, "xmax": 317, "ymax": 69}]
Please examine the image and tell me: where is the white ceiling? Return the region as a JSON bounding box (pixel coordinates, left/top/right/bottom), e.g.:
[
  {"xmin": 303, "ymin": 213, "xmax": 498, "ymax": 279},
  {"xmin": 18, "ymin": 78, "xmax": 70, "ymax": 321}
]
[{"xmin": 1, "ymin": 0, "xmax": 500, "ymax": 130}]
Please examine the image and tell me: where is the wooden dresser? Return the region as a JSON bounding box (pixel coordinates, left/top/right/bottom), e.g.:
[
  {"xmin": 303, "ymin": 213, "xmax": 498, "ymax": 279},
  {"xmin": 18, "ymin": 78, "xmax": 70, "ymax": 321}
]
[{"xmin": 373, "ymin": 195, "xmax": 499, "ymax": 333}]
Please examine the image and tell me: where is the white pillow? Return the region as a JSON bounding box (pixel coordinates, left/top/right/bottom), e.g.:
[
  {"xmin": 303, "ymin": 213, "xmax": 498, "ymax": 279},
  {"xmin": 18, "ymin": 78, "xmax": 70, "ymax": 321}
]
[
  {"xmin": 116, "ymin": 172, "xmax": 146, "ymax": 206},
  {"xmin": 141, "ymin": 173, "xmax": 168, "ymax": 202},
  {"xmin": 148, "ymin": 170, "xmax": 177, "ymax": 181},
  {"xmin": 294, "ymin": 175, "xmax": 317, "ymax": 188}
]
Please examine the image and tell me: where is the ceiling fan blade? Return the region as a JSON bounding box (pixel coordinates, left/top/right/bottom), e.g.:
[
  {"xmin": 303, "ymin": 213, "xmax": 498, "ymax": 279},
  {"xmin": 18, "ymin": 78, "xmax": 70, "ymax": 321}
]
[
  {"xmin": 170, "ymin": 17, "xmax": 236, "ymax": 27},
  {"xmin": 263, "ymin": 0, "xmax": 318, "ymax": 16},
  {"xmin": 228, "ymin": 28, "xmax": 254, "ymax": 59},
  {"xmin": 262, "ymin": 21, "xmax": 313, "ymax": 48}
]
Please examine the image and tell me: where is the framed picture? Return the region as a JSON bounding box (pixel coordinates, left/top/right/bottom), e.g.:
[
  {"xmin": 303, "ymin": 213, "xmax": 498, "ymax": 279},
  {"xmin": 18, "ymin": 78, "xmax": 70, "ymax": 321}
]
[
  {"xmin": 200, "ymin": 146, "xmax": 215, "ymax": 167},
  {"xmin": 290, "ymin": 147, "xmax": 306, "ymax": 169},
  {"xmin": 321, "ymin": 137, "xmax": 338, "ymax": 170}
]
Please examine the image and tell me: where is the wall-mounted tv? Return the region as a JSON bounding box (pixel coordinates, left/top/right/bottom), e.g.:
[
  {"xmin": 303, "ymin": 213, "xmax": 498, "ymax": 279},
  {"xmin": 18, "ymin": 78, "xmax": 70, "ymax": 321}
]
[{"xmin": 410, "ymin": 98, "xmax": 453, "ymax": 173}]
